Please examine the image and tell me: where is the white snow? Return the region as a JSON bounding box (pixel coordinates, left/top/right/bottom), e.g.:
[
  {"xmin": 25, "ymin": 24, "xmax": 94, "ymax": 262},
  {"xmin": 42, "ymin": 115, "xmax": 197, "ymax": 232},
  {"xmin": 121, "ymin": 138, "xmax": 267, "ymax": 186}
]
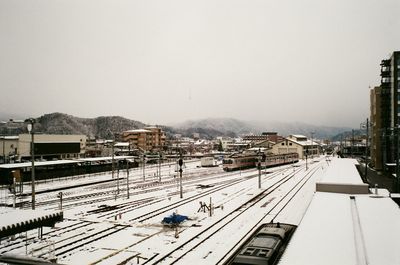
[
  {"xmin": 2, "ymin": 156, "xmax": 398, "ymax": 265},
  {"xmin": 0, "ymin": 160, "xmax": 79, "ymax": 169},
  {"xmin": 281, "ymin": 158, "xmax": 400, "ymax": 265},
  {"xmin": 318, "ymin": 158, "xmax": 362, "ymax": 184},
  {"xmin": 279, "ymin": 192, "xmax": 357, "ymax": 265},
  {"xmin": 0, "ymin": 208, "xmax": 62, "ymax": 228}
]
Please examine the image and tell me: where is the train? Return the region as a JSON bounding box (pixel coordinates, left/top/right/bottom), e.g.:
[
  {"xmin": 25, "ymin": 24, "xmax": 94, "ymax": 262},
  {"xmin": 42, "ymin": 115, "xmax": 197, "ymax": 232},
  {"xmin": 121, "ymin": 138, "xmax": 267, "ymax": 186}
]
[
  {"xmin": 222, "ymin": 153, "xmax": 299, "ymax": 171},
  {"xmin": 0, "ymin": 157, "xmax": 139, "ymax": 185},
  {"xmin": 225, "ymin": 222, "xmax": 297, "ymax": 265}
]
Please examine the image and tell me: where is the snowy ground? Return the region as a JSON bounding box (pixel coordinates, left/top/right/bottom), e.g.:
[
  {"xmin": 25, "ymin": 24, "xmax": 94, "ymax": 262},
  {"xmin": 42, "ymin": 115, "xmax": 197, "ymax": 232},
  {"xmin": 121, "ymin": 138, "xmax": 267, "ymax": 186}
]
[{"xmin": 0, "ymin": 156, "xmax": 331, "ymax": 264}]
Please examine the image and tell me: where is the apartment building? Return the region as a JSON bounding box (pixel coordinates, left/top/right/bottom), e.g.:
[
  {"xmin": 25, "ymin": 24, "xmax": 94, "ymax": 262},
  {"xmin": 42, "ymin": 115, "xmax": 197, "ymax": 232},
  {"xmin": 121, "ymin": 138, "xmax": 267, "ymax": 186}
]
[
  {"xmin": 121, "ymin": 127, "xmax": 166, "ymax": 151},
  {"xmin": 370, "ymin": 51, "xmax": 400, "ymax": 170}
]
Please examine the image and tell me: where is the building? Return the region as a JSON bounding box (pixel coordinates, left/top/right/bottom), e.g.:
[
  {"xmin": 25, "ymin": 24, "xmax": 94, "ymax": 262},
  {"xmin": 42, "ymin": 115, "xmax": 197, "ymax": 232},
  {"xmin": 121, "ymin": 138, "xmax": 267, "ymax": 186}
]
[
  {"xmin": 242, "ymin": 132, "xmax": 283, "ymax": 143},
  {"xmin": 0, "ymin": 136, "xmax": 19, "ymax": 163},
  {"xmin": 216, "ymin": 137, "xmax": 234, "ymax": 151},
  {"xmin": 1, "ymin": 134, "xmax": 87, "ymax": 163},
  {"xmin": 370, "ymin": 51, "xmax": 400, "ymax": 171},
  {"xmin": 121, "ymin": 127, "xmax": 166, "ymax": 151},
  {"xmin": 270, "ymin": 135, "xmax": 319, "ymax": 159},
  {"xmin": 370, "ymin": 86, "xmax": 383, "ymax": 170},
  {"xmin": 18, "ymin": 134, "xmax": 86, "ymax": 161}
]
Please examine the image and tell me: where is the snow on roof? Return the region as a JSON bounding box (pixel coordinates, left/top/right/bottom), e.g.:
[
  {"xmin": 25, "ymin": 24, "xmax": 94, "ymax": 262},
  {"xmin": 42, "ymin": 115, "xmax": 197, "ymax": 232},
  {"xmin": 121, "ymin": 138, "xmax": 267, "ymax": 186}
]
[
  {"xmin": 0, "ymin": 160, "xmax": 79, "ymax": 169},
  {"xmin": 124, "ymin": 129, "xmax": 151, "ymax": 133},
  {"xmin": 114, "ymin": 142, "xmax": 129, "ymax": 147},
  {"xmin": 0, "ymin": 156, "xmax": 137, "ymax": 169},
  {"xmin": 279, "ymin": 192, "xmax": 400, "ymax": 265},
  {"xmin": 290, "ymin": 134, "xmax": 307, "ymax": 139},
  {"xmin": 281, "ymin": 138, "xmax": 318, "ymax": 147},
  {"xmin": 76, "ymin": 156, "xmax": 134, "ymax": 162},
  {"xmin": 319, "ymin": 158, "xmax": 363, "ymax": 185},
  {"xmin": 194, "ymin": 140, "xmax": 210, "ymax": 145},
  {"xmin": 0, "ymin": 207, "xmax": 63, "ymax": 237},
  {"xmin": 247, "ymin": 147, "xmax": 267, "ymax": 151},
  {"xmin": 0, "ymin": 136, "xmax": 19, "ymax": 140}
]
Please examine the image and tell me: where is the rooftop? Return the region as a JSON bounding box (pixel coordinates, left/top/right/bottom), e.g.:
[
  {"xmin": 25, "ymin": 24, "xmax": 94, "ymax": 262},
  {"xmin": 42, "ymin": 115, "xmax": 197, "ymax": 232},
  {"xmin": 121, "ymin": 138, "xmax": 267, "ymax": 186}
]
[
  {"xmin": 0, "ymin": 208, "xmax": 63, "ymax": 238},
  {"xmin": 279, "ymin": 192, "xmax": 400, "ymax": 265},
  {"xmin": 123, "ymin": 129, "xmax": 151, "ymax": 133}
]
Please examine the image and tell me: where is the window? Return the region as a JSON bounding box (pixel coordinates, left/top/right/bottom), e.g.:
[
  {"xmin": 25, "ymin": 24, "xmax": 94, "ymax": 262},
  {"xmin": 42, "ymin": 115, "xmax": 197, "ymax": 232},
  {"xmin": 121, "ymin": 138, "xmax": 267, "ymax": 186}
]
[
  {"xmin": 281, "ymin": 143, "xmax": 284, "ymax": 146},
  {"xmin": 289, "ymin": 143, "xmax": 292, "ymax": 146}
]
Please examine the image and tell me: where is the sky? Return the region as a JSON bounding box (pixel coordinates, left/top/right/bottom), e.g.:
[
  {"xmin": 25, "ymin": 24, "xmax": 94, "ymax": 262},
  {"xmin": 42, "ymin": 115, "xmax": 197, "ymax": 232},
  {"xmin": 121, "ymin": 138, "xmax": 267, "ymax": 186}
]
[{"xmin": 0, "ymin": 0, "xmax": 399, "ymax": 128}]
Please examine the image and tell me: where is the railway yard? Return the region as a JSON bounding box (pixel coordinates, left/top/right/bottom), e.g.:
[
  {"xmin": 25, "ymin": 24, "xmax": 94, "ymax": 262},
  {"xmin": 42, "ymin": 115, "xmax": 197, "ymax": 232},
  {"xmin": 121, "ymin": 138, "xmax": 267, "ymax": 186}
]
[{"xmin": 1, "ymin": 155, "xmax": 395, "ymax": 265}]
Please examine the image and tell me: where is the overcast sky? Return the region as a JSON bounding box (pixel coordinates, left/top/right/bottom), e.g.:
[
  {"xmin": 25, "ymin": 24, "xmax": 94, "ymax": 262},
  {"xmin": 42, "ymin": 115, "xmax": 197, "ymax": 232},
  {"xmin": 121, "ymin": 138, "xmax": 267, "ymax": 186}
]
[{"xmin": 0, "ymin": 0, "xmax": 399, "ymax": 127}]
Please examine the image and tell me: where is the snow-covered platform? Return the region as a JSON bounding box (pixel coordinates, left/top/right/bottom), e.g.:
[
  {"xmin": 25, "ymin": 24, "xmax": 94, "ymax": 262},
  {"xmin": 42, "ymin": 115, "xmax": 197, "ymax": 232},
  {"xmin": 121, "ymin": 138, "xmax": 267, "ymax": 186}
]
[
  {"xmin": 0, "ymin": 208, "xmax": 63, "ymax": 238},
  {"xmin": 316, "ymin": 158, "xmax": 369, "ymax": 194},
  {"xmin": 279, "ymin": 192, "xmax": 400, "ymax": 265}
]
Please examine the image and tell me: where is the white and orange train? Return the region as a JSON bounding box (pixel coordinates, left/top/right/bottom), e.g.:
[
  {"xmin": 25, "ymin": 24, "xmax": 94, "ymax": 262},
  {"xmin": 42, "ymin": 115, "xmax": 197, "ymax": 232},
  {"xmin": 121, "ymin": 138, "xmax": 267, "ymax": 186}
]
[{"xmin": 222, "ymin": 152, "xmax": 299, "ymax": 171}]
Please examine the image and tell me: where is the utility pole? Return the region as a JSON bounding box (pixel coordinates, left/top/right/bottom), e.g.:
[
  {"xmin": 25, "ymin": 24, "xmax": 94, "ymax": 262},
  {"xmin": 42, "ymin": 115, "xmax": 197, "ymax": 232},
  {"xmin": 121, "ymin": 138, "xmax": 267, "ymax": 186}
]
[
  {"xmin": 2, "ymin": 137, "xmax": 5, "ymax": 164},
  {"xmin": 351, "ymin": 129, "xmax": 355, "ymax": 158},
  {"xmin": 58, "ymin": 192, "xmax": 63, "ymax": 210},
  {"xmin": 126, "ymin": 160, "xmax": 129, "ymax": 199},
  {"xmin": 310, "ymin": 132, "xmax": 315, "ymax": 159},
  {"xmin": 178, "ymin": 156, "xmax": 183, "ymax": 198},
  {"xmin": 257, "ymin": 148, "xmax": 262, "ymax": 189},
  {"xmin": 340, "ymin": 135, "xmax": 343, "ymax": 157},
  {"xmin": 112, "ymin": 140, "xmax": 115, "ymax": 180},
  {"xmin": 305, "ymin": 148, "xmax": 308, "ymax": 171},
  {"xmin": 117, "ymin": 160, "xmax": 120, "ymax": 194},
  {"xmin": 142, "ymin": 154, "xmax": 146, "ymax": 181},
  {"xmin": 158, "ymin": 151, "xmax": 162, "ymax": 182},
  {"xmin": 12, "ymin": 176, "xmax": 16, "ymax": 208}
]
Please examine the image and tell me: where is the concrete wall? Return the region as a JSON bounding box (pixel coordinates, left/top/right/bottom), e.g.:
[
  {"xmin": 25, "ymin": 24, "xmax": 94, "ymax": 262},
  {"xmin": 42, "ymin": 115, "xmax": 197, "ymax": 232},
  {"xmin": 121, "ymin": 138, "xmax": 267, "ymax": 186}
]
[{"xmin": 316, "ymin": 182, "xmax": 370, "ymax": 194}]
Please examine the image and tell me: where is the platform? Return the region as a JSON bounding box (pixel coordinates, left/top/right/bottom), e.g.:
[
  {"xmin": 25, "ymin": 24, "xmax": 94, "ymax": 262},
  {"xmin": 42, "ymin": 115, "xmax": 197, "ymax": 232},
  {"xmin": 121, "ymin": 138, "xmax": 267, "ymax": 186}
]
[{"xmin": 0, "ymin": 208, "xmax": 63, "ymax": 238}]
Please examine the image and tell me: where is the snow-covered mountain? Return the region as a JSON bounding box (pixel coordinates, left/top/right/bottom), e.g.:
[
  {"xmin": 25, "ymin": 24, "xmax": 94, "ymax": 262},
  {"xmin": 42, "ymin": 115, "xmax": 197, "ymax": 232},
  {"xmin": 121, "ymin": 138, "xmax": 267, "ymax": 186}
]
[
  {"xmin": 173, "ymin": 118, "xmax": 352, "ymax": 139},
  {"xmin": 0, "ymin": 113, "xmax": 146, "ymax": 139},
  {"xmin": 0, "ymin": 113, "xmax": 352, "ymax": 140}
]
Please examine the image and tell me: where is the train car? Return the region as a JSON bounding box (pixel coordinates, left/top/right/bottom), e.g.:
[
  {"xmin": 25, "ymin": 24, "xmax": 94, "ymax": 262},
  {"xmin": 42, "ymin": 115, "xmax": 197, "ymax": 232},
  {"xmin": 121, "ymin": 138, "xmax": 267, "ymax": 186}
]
[
  {"xmin": 223, "ymin": 153, "xmax": 299, "ymax": 172},
  {"xmin": 222, "ymin": 154, "xmax": 257, "ymax": 171},
  {"xmin": 262, "ymin": 153, "xmax": 299, "ymax": 168},
  {"xmin": 225, "ymin": 222, "xmax": 297, "ymax": 265}
]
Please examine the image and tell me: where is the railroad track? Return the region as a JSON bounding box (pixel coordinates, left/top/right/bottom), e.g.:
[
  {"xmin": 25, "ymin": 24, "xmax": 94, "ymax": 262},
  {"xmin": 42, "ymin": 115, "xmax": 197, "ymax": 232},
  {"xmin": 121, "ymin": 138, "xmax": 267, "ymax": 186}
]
[
  {"xmin": 34, "ymin": 167, "xmax": 288, "ymax": 261},
  {"xmin": 216, "ymin": 163, "xmax": 323, "ymax": 264},
  {"xmin": 21, "ymin": 167, "xmax": 236, "ymax": 211},
  {"xmin": 0, "ymin": 162, "xmax": 301, "ymax": 264},
  {"xmin": 150, "ymin": 163, "xmax": 320, "ymax": 264}
]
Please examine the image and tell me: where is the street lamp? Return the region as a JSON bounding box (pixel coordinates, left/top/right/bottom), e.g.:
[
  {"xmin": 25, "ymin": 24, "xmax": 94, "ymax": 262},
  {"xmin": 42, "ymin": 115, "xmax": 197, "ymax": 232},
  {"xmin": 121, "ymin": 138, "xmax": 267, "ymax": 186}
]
[{"xmin": 25, "ymin": 118, "xmax": 36, "ymax": 210}]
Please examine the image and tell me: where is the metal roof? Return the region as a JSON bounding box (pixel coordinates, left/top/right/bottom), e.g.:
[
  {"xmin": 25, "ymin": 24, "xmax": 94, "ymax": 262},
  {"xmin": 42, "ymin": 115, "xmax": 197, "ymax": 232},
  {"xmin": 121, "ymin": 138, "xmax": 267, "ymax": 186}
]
[
  {"xmin": 279, "ymin": 192, "xmax": 400, "ymax": 265},
  {"xmin": 0, "ymin": 208, "xmax": 63, "ymax": 238},
  {"xmin": 0, "ymin": 160, "xmax": 79, "ymax": 169}
]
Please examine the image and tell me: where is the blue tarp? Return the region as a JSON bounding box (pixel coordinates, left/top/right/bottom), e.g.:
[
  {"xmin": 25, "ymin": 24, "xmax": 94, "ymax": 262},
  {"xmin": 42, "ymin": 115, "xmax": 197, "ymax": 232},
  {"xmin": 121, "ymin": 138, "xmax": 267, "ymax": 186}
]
[{"xmin": 162, "ymin": 213, "xmax": 189, "ymax": 225}]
